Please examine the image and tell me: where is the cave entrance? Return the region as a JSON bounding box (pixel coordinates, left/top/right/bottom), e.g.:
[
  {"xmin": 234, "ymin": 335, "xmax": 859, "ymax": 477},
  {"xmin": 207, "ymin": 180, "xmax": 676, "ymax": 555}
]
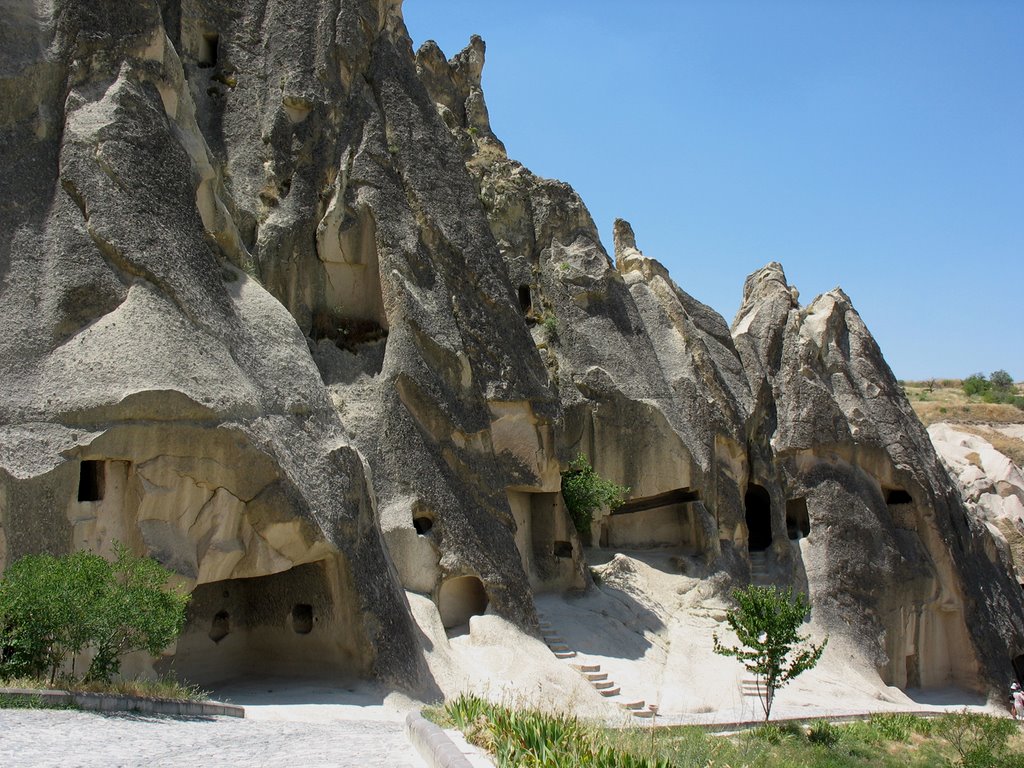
[
  {"xmin": 605, "ymin": 487, "xmax": 704, "ymax": 552},
  {"xmin": 198, "ymin": 32, "xmax": 219, "ymax": 68},
  {"xmin": 886, "ymin": 489, "xmax": 914, "ymax": 505},
  {"xmin": 518, "ymin": 284, "xmax": 532, "ymax": 313},
  {"xmin": 170, "ymin": 561, "xmax": 358, "ymax": 684},
  {"xmin": 1014, "ymin": 654, "xmax": 1024, "ymax": 686},
  {"xmin": 786, "ymin": 498, "xmax": 810, "ymax": 540},
  {"xmin": 78, "ymin": 460, "xmax": 105, "ymax": 502},
  {"xmin": 438, "ymin": 575, "xmax": 488, "ymax": 629},
  {"xmin": 745, "ymin": 483, "xmax": 773, "ymax": 551}
]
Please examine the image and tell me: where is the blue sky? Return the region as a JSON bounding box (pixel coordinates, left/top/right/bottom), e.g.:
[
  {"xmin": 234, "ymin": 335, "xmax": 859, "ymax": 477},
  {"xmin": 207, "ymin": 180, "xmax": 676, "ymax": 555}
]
[{"xmin": 402, "ymin": 1, "xmax": 1023, "ymax": 380}]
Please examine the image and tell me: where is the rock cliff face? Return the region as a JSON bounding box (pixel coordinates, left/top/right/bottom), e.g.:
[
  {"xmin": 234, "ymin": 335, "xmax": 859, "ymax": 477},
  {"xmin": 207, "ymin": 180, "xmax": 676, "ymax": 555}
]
[{"xmin": 1, "ymin": 0, "xmax": 1022, "ymax": 698}]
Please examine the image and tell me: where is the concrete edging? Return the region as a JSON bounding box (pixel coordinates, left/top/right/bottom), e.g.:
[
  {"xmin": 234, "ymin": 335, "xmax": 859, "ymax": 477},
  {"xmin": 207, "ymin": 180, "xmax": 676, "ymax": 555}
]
[
  {"xmin": 405, "ymin": 710, "xmax": 474, "ymax": 768},
  {"xmin": 0, "ymin": 687, "xmax": 244, "ymax": 718}
]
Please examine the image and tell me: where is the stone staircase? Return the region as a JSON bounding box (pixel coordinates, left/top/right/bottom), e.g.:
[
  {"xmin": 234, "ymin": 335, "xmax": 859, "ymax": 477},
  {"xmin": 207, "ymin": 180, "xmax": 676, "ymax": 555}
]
[
  {"xmin": 748, "ymin": 550, "xmax": 770, "ymax": 586},
  {"xmin": 538, "ymin": 613, "xmax": 658, "ymax": 720}
]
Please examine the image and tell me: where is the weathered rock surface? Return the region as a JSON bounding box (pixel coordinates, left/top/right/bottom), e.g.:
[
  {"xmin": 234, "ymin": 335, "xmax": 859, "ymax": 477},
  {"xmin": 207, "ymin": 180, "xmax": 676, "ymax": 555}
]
[
  {"xmin": 1, "ymin": 0, "xmax": 1022, "ymax": 702},
  {"xmin": 929, "ymin": 422, "xmax": 1024, "ymax": 585}
]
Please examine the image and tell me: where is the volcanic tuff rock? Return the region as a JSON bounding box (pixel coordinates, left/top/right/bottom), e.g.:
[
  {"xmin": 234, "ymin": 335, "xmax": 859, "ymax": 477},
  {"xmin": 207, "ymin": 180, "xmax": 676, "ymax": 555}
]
[{"xmin": 1, "ymin": 0, "xmax": 1022, "ymax": 700}]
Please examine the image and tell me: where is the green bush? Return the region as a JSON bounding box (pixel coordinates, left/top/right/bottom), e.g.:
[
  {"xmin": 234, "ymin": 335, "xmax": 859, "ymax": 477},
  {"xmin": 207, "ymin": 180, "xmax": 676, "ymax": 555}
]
[
  {"xmin": 868, "ymin": 712, "xmax": 920, "ymax": 742},
  {"xmin": 0, "ymin": 545, "xmax": 189, "ymax": 684},
  {"xmin": 963, "ymin": 374, "xmax": 990, "ymax": 396},
  {"xmin": 560, "ymin": 453, "xmax": 629, "ymax": 535},
  {"xmin": 446, "ymin": 693, "xmax": 670, "ymax": 768},
  {"xmin": 808, "ymin": 719, "xmax": 840, "ymax": 747},
  {"xmin": 990, "ymin": 370, "xmax": 1014, "ymax": 390},
  {"xmin": 934, "ymin": 710, "xmax": 1016, "ymax": 767}
]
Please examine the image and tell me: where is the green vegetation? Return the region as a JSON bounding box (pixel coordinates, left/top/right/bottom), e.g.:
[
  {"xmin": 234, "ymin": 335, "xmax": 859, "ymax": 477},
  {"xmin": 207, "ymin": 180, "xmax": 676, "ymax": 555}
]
[
  {"xmin": 560, "ymin": 453, "xmax": 629, "ymax": 534},
  {"xmin": 541, "ymin": 312, "xmax": 558, "ymax": 341},
  {"xmin": 0, "ymin": 674, "xmax": 207, "ymax": 702},
  {"xmin": 713, "ymin": 585, "xmax": 827, "ymax": 721},
  {"xmin": 901, "ymin": 378, "xmax": 1024, "ymax": 429},
  {"xmin": 439, "ymin": 693, "xmax": 670, "ymax": 767},
  {"xmin": 0, "ymin": 544, "xmax": 189, "ymax": 685},
  {"xmin": 961, "ymin": 371, "xmax": 1024, "ymax": 408},
  {"xmin": 435, "ymin": 699, "xmax": 1024, "ymax": 768}
]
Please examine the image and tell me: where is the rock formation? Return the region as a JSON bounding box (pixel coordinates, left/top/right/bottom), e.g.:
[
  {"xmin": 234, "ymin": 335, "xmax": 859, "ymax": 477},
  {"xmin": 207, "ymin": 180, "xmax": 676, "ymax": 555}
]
[{"xmin": 1, "ymin": 0, "xmax": 1022, "ymax": 702}]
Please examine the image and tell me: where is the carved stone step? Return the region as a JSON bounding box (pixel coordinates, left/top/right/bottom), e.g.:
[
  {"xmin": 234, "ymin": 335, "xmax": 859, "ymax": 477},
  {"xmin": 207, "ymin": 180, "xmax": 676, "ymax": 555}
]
[
  {"xmin": 553, "ymin": 650, "xmax": 576, "ymax": 659},
  {"xmin": 593, "ymin": 680, "xmax": 616, "ymax": 690},
  {"xmin": 598, "ymin": 687, "xmax": 620, "ymax": 697},
  {"xmin": 621, "ymin": 700, "xmax": 645, "ymax": 710},
  {"xmin": 547, "ymin": 643, "xmax": 570, "ymax": 652},
  {"xmin": 632, "ymin": 708, "xmax": 657, "ymax": 718},
  {"xmin": 571, "ymin": 663, "xmax": 601, "ymax": 673},
  {"xmin": 584, "ymin": 672, "xmax": 608, "ymax": 682}
]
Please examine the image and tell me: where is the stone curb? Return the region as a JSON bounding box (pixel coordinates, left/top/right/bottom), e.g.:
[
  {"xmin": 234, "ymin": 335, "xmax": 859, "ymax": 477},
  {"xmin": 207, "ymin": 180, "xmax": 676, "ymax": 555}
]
[
  {"xmin": 405, "ymin": 710, "xmax": 474, "ymax": 768},
  {"xmin": 0, "ymin": 687, "xmax": 245, "ymax": 718}
]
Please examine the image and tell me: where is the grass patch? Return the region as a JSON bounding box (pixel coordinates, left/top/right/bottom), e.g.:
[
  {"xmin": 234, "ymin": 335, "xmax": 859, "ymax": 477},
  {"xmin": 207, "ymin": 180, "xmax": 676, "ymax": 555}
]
[
  {"xmin": 903, "ymin": 381, "xmax": 1024, "ymax": 428},
  {"xmin": 1, "ymin": 675, "xmax": 209, "ymax": 702},
  {"xmin": 443, "ymin": 699, "xmax": 1024, "ymax": 768}
]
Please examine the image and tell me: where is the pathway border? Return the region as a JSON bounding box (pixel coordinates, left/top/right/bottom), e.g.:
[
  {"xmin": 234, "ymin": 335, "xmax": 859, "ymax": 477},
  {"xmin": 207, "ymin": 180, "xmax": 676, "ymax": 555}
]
[
  {"xmin": 0, "ymin": 687, "xmax": 244, "ymax": 718},
  {"xmin": 405, "ymin": 710, "xmax": 474, "ymax": 768}
]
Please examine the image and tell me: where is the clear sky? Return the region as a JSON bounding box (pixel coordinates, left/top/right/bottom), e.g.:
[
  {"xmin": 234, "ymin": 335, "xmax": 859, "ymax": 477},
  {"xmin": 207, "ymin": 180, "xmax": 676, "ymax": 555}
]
[{"xmin": 402, "ymin": 1, "xmax": 1023, "ymax": 381}]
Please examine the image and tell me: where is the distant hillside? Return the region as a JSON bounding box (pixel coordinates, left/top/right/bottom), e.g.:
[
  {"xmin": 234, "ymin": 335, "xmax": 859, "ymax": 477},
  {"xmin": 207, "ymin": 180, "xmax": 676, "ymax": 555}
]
[{"xmin": 904, "ymin": 379, "xmax": 1024, "ymax": 466}]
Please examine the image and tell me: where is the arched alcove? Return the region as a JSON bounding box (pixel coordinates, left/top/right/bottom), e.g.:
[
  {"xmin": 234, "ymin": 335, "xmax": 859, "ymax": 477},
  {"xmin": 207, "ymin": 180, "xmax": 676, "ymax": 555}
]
[
  {"xmin": 786, "ymin": 498, "xmax": 810, "ymax": 540},
  {"xmin": 438, "ymin": 575, "xmax": 488, "ymax": 629},
  {"xmin": 745, "ymin": 484, "xmax": 773, "ymax": 551}
]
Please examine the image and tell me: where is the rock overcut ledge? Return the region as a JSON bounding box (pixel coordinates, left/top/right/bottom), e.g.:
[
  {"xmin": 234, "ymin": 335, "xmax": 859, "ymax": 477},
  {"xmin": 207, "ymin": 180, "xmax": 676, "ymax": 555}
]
[{"xmin": 1, "ymin": 0, "xmax": 1021, "ymax": 699}]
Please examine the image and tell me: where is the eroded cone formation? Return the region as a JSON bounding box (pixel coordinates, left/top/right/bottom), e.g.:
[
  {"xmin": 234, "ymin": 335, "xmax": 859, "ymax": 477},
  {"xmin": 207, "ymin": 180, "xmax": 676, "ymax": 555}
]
[{"xmin": 0, "ymin": 0, "xmax": 1020, "ymax": 696}]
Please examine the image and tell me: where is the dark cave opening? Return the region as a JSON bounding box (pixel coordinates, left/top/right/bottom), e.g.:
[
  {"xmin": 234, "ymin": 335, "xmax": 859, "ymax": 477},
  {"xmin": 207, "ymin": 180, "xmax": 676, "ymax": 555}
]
[
  {"xmin": 886, "ymin": 489, "xmax": 914, "ymax": 505},
  {"xmin": 745, "ymin": 483, "xmax": 773, "ymax": 551},
  {"xmin": 78, "ymin": 460, "xmax": 105, "ymax": 502},
  {"xmin": 786, "ymin": 497, "xmax": 810, "ymax": 540},
  {"xmin": 518, "ymin": 284, "xmax": 532, "ymax": 313}
]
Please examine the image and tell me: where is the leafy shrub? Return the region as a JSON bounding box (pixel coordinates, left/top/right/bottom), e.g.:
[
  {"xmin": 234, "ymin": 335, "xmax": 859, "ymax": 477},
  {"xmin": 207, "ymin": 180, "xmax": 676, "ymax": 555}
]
[
  {"xmin": 868, "ymin": 712, "xmax": 920, "ymax": 742},
  {"xmin": 807, "ymin": 719, "xmax": 840, "ymax": 747},
  {"xmin": 934, "ymin": 710, "xmax": 1016, "ymax": 767},
  {"xmin": 990, "ymin": 370, "xmax": 1014, "ymax": 390},
  {"xmin": 963, "ymin": 374, "xmax": 990, "ymax": 396},
  {"xmin": 0, "ymin": 544, "xmax": 188, "ymax": 684},
  {"xmin": 560, "ymin": 454, "xmax": 629, "ymax": 534}
]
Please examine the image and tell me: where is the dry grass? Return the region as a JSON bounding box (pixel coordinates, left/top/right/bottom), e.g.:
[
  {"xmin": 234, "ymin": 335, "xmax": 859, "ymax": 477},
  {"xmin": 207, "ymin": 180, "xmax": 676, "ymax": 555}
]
[
  {"xmin": 902, "ymin": 380, "xmax": 1024, "ymax": 428},
  {"xmin": 0, "ymin": 675, "xmax": 209, "ymax": 701}
]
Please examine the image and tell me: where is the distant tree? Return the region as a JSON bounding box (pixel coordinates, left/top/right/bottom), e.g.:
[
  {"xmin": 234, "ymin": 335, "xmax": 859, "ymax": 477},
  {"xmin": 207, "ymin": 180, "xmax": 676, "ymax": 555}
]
[
  {"xmin": 560, "ymin": 453, "xmax": 629, "ymax": 535},
  {"xmin": 990, "ymin": 370, "xmax": 1014, "ymax": 391},
  {"xmin": 713, "ymin": 585, "xmax": 827, "ymax": 721},
  {"xmin": 962, "ymin": 374, "xmax": 990, "ymax": 397}
]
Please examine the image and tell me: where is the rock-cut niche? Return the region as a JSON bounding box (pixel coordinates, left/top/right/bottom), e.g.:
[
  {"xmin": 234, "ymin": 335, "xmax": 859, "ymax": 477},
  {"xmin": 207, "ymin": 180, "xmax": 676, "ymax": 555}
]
[
  {"xmin": 312, "ymin": 202, "xmax": 388, "ymax": 377},
  {"xmin": 745, "ymin": 484, "xmax": 772, "ymax": 551},
  {"xmin": 78, "ymin": 460, "xmax": 105, "ymax": 502},
  {"xmin": 438, "ymin": 575, "xmax": 488, "ymax": 629}
]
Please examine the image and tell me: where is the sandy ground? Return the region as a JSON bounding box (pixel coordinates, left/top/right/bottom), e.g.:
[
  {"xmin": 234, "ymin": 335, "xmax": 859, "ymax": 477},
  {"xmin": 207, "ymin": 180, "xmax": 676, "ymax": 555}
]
[
  {"xmin": 0, "ymin": 708, "xmax": 428, "ymax": 768},
  {"xmin": 409, "ymin": 550, "xmax": 1004, "ymax": 728}
]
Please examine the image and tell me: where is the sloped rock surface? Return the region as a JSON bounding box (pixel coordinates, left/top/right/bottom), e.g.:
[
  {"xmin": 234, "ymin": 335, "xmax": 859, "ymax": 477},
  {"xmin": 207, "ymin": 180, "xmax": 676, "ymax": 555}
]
[{"xmin": 1, "ymin": 0, "xmax": 1022, "ymax": 701}]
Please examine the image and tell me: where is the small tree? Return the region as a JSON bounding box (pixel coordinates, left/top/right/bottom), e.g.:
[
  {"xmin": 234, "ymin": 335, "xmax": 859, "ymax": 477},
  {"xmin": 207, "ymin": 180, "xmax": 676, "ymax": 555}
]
[
  {"xmin": 560, "ymin": 453, "xmax": 629, "ymax": 534},
  {"xmin": 990, "ymin": 370, "xmax": 1014, "ymax": 391},
  {"xmin": 713, "ymin": 585, "xmax": 826, "ymax": 721},
  {"xmin": 962, "ymin": 374, "xmax": 990, "ymax": 397},
  {"xmin": 0, "ymin": 544, "xmax": 189, "ymax": 684}
]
